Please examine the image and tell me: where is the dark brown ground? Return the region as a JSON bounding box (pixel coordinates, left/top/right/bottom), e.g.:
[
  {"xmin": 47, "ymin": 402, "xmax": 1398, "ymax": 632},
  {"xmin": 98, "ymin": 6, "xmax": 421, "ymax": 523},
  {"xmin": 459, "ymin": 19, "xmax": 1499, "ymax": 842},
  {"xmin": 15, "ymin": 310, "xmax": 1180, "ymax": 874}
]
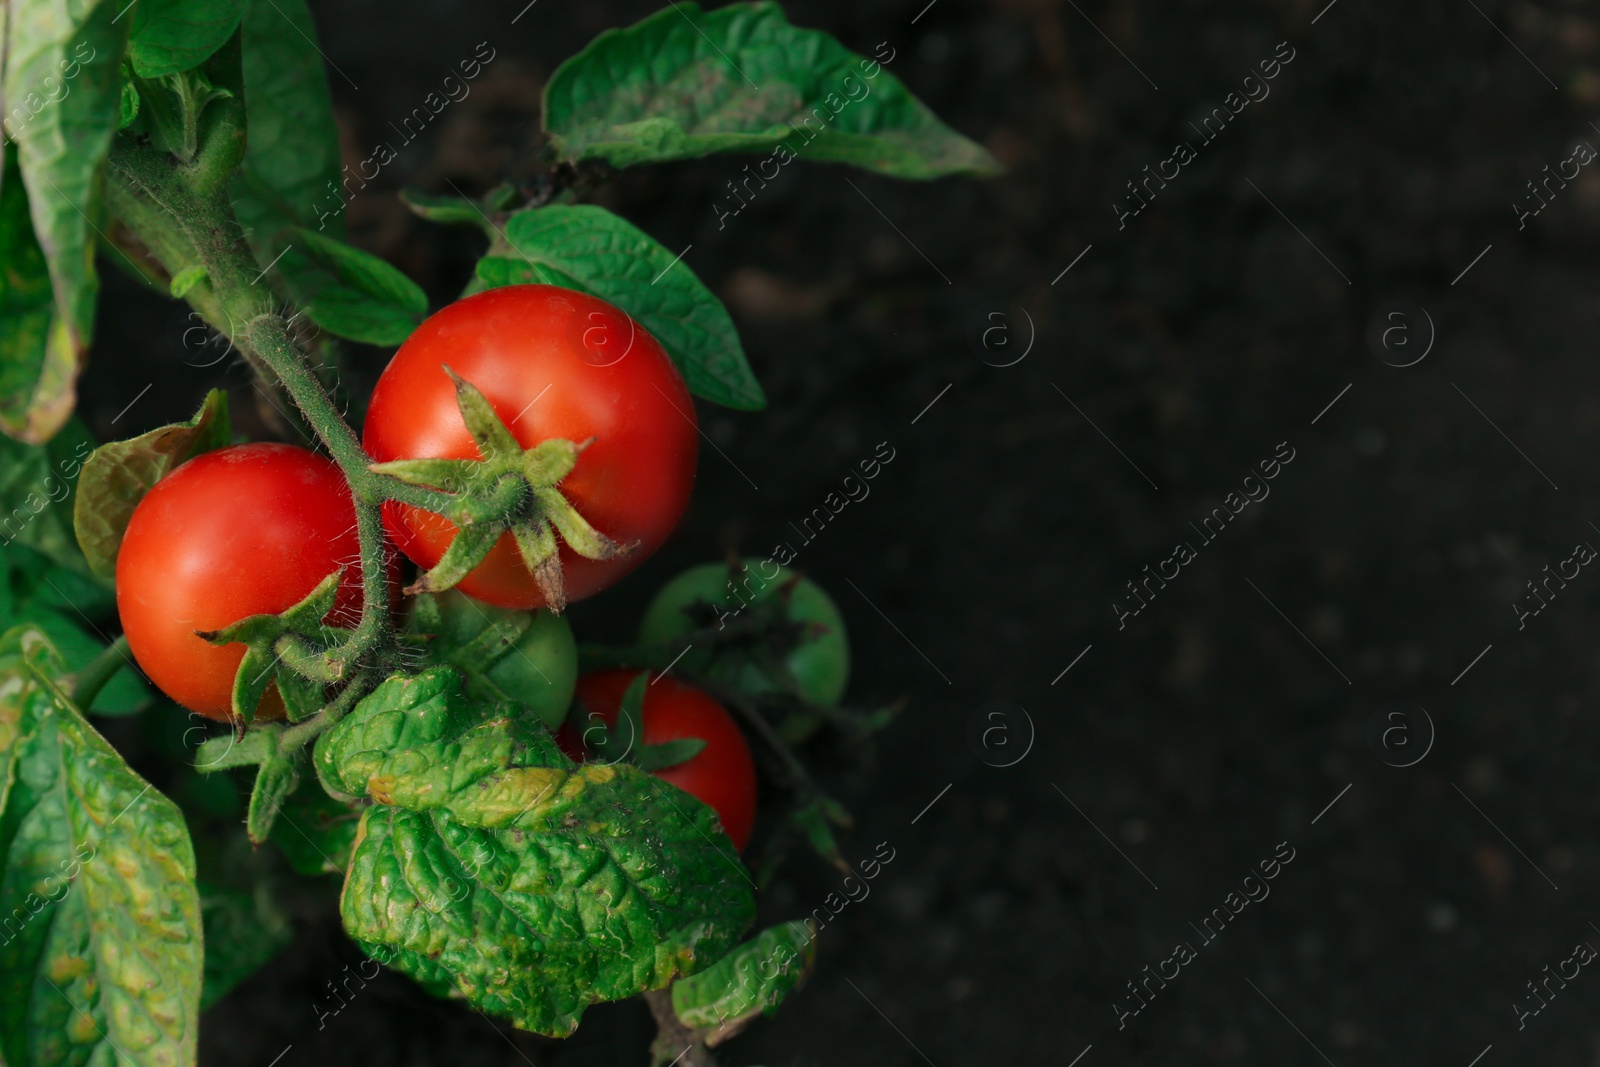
[{"xmin": 85, "ymin": 0, "xmax": 1600, "ymax": 1062}]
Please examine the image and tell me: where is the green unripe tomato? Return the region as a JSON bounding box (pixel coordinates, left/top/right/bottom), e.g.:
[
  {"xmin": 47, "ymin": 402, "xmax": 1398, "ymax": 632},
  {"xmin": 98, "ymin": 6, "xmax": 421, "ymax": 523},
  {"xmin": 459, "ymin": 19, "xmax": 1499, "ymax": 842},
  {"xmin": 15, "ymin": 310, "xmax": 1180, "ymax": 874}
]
[
  {"xmin": 639, "ymin": 558, "xmax": 849, "ymax": 706},
  {"xmin": 422, "ymin": 590, "xmax": 578, "ymax": 731}
]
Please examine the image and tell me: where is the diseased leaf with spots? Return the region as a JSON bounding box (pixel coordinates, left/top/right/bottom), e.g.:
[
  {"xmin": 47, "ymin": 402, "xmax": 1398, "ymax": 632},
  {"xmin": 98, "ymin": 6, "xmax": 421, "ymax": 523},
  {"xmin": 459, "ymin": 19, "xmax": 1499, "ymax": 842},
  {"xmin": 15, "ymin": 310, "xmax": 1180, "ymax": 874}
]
[
  {"xmin": 126, "ymin": 0, "xmax": 241, "ymax": 78},
  {"xmin": 671, "ymin": 920, "xmax": 815, "ymax": 1045},
  {"xmin": 543, "ymin": 1, "xmax": 998, "ymax": 179},
  {"xmin": 72, "ymin": 388, "xmax": 230, "ymax": 579},
  {"xmin": 1, "ymin": 1, "xmax": 130, "ymax": 442},
  {"xmin": 473, "ymin": 204, "xmax": 764, "ymax": 410},
  {"xmin": 315, "ymin": 667, "xmax": 755, "ymax": 1036},
  {"xmin": 0, "ymin": 626, "xmax": 201, "ymax": 1067}
]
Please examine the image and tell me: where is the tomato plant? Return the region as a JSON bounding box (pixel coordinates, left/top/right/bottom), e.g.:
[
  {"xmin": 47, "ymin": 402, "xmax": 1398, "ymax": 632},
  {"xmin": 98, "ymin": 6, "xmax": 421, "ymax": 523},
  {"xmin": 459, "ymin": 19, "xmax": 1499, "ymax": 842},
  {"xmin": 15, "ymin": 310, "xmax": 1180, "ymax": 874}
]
[
  {"xmin": 0, "ymin": 2, "xmax": 994, "ymax": 1063},
  {"xmin": 567, "ymin": 669, "xmax": 759, "ymax": 851}
]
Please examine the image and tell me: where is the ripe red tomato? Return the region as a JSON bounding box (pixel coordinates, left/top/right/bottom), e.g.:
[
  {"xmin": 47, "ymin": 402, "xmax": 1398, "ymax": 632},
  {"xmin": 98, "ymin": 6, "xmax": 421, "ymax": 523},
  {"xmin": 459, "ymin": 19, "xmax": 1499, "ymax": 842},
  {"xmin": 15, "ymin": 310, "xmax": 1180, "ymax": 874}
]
[
  {"xmin": 566, "ymin": 670, "xmax": 757, "ymax": 851},
  {"xmin": 362, "ymin": 285, "xmax": 699, "ymax": 610},
  {"xmin": 116, "ymin": 443, "xmax": 378, "ymax": 721}
]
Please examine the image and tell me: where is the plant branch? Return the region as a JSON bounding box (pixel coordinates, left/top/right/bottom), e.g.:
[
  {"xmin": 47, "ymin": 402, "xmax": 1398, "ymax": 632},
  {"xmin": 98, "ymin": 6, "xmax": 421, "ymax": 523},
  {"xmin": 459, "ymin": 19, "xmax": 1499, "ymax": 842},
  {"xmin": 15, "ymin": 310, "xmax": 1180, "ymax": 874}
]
[
  {"xmin": 70, "ymin": 635, "xmax": 131, "ymax": 708},
  {"xmin": 643, "ymin": 989, "xmax": 717, "ymax": 1067},
  {"xmin": 104, "ymin": 124, "xmax": 458, "ymax": 709}
]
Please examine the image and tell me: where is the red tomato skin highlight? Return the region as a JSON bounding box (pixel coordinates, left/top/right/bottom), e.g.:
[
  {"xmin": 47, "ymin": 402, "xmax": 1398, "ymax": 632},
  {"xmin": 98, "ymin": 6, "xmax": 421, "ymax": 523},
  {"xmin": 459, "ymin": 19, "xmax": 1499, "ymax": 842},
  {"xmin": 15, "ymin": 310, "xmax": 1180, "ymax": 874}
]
[
  {"xmin": 571, "ymin": 669, "xmax": 758, "ymax": 851},
  {"xmin": 362, "ymin": 285, "xmax": 699, "ymax": 610},
  {"xmin": 116, "ymin": 442, "xmax": 377, "ymax": 721}
]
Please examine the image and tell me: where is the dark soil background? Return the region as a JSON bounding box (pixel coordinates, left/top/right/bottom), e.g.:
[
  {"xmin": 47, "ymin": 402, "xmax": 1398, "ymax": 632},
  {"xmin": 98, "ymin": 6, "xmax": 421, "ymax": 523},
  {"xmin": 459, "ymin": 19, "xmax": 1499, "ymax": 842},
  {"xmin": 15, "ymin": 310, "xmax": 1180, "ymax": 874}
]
[{"xmin": 82, "ymin": 0, "xmax": 1600, "ymax": 1063}]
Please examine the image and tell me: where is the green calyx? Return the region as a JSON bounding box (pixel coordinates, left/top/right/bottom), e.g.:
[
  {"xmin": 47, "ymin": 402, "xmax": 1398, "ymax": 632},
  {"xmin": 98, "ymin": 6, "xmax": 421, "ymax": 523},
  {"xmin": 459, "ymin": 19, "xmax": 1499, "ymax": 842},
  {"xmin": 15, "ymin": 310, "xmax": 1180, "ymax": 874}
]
[
  {"xmin": 370, "ymin": 367, "xmax": 636, "ymax": 611},
  {"xmin": 195, "ymin": 569, "xmax": 350, "ymax": 734},
  {"xmin": 192, "ymin": 722, "xmax": 308, "ymax": 844}
]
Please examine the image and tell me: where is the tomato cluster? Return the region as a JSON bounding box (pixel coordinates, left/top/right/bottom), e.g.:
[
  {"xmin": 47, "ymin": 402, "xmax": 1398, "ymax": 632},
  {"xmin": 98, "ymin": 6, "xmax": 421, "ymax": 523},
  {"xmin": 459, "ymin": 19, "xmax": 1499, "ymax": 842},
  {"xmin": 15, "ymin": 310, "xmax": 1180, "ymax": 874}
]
[{"xmin": 116, "ymin": 285, "xmax": 848, "ymax": 853}]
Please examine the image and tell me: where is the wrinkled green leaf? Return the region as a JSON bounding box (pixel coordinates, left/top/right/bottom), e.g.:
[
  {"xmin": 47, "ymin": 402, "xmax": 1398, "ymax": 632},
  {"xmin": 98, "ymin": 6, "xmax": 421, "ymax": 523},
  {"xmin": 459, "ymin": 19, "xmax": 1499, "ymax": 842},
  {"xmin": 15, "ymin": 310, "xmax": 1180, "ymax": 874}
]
[
  {"xmin": 231, "ymin": 0, "xmax": 342, "ymax": 247},
  {"xmin": 0, "ymin": 626, "xmax": 201, "ymax": 1066},
  {"xmin": 317, "ymin": 667, "xmax": 755, "ymax": 1036},
  {"xmin": 72, "ymin": 388, "xmax": 230, "ymax": 579},
  {"xmin": 199, "ymin": 879, "xmax": 292, "ymax": 1009},
  {"xmin": 475, "ymin": 204, "xmax": 764, "ymax": 410},
  {"xmin": 273, "ymin": 227, "xmax": 428, "ymax": 345},
  {"xmin": 671, "ymin": 921, "xmax": 814, "ymax": 1044},
  {"xmin": 544, "ymin": 2, "xmax": 998, "ymax": 179},
  {"xmin": 1, "ymin": 0, "xmax": 130, "ymax": 443},
  {"xmin": 126, "ymin": 0, "xmax": 240, "ymax": 78}
]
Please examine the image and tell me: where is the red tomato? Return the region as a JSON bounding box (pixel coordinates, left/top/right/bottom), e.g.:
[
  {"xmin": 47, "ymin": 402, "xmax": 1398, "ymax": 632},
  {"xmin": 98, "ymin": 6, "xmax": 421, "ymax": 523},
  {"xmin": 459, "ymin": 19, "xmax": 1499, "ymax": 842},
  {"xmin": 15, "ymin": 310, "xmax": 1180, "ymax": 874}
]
[
  {"xmin": 567, "ymin": 670, "xmax": 758, "ymax": 851},
  {"xmin": 116, "ymin": 443, "xmax": 379, "ymax": 721},
  {"xmin": 362, "ymin": 285, "xmax": 699, "ymax": 610}
]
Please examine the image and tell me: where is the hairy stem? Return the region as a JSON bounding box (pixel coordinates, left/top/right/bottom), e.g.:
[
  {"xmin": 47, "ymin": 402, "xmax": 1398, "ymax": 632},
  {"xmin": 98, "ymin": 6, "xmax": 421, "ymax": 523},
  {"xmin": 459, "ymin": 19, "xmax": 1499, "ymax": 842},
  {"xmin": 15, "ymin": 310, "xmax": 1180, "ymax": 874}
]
[{"xmin": 104, "ymin": 125, "xmax": 457, "ymax": 708}]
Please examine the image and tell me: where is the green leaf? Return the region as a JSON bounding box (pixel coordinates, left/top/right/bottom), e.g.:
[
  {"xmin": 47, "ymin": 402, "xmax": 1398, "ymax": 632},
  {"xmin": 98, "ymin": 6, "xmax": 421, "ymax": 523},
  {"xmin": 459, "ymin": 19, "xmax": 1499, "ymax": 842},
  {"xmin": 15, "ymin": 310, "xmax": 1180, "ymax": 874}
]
[
  {"xmin": 543, "ymin": 2, "xmax": 998, "ymax": 179},
  {"xmin": 0, "ymin": 415, "xmax": 95, "ymax": 573},
  {"xmin": 615, "ymin": 671, "xmax": 648, "ymax": 761},
  {"xmin": 126, "ymin": 0, "xmax": 241, "ymax": 78},
  {"xmin": 0, "ymin": 143, "xmax": 65, "ymax": 446},
  {"xmin": 671, "ymin": 921, "xmax": 815, "ymax": 1044},
  {"xmin": 0, "ymin": 546, "xmax": 145, "ymax": 717},
  {"xmin": 635, "ymin": 737, "xmax": 707, "ymax": 772},
  {"xmin": 792, "ymin": 798, "xmax": 848, "ymax": 871},
  {"xmin": 118, "ymin": 76, "xmax": 141, "ymax": 128},
  {"xmin": 72, "ymin": 388, "xmax": 230, "ymax": 579},
  {"xmin": 401, "ymin": 183, "xmax": 516, "ymax": 231},
  {"xmin": 273, "ymin": 227, "xmax": 428, "ymax": 345},
  {"xmin": 476, "ymin": 204, "xmax": 764, "ymax": 410},
  {"xmin": 231, "ymin": 0, "xmax": 343, "ymax": 247},
  {"xmin": 268, "ymin": 779, "xmax": 365, "ymax": 876},
  {"xmin": 125, "ymin": 65, "xmax": 233, "ymax": 161},
  {"xmin": 199, "ymin": 879, "xmax": 292, "ymax": 1009},
  {"xmin": 167, "ymin": 263, "xmax": 208, "ymax": 297},
  {"xmin": 0, "ymin": 423, "xmax": 145, "ymax": 717},
  {"xmin": 0, "ymin": 626, "xmax": 201, "ymax": 1065},
  {"xmin": 317, "ymin": 667, "xmax": 755, "ymax": 1036},
  {"xmin": 1, "ymin": 1, "xmax": 130, "ymax": 443}
]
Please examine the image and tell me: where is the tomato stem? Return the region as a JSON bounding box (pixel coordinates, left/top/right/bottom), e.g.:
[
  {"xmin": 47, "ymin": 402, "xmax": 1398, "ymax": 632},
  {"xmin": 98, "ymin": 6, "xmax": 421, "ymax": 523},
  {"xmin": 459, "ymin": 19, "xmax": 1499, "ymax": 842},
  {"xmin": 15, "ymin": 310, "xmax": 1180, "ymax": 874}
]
[
  {"xmin": 278, "ymin": 669, "xmax": 374, "ymax": 751},
  {"xmin": 69, "ymin": 634, "xmax": 131, "ymax": 709},
  {"xmin": 105, "ymin": 128, "xmax": 461, "ymax": 717}
]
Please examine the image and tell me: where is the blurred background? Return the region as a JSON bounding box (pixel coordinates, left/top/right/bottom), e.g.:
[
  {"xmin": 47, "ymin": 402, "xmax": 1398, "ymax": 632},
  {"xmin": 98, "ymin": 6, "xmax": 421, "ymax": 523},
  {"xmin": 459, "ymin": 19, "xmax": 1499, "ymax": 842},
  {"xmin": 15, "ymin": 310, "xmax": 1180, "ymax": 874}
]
[{"xmin": 84, "ymin": 0, "xmax": 1600, "ymax": 1062}]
